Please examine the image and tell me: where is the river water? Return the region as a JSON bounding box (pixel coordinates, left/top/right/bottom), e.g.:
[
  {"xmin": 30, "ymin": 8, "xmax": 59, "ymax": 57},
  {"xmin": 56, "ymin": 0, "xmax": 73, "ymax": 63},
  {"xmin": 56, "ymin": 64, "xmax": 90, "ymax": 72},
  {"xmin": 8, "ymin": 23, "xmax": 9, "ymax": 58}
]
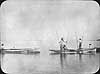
[{"xmin": 0, "ymin": 51, "xmax": 99, "ymax": 74}]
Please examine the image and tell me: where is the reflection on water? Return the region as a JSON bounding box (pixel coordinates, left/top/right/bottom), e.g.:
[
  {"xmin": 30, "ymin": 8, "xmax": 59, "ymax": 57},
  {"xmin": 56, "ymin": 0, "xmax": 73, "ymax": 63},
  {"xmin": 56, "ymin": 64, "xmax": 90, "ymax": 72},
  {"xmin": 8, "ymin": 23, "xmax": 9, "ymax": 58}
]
[{"xmin": 0, "ymin": 52, "xmax": 99, "ymax": 74}]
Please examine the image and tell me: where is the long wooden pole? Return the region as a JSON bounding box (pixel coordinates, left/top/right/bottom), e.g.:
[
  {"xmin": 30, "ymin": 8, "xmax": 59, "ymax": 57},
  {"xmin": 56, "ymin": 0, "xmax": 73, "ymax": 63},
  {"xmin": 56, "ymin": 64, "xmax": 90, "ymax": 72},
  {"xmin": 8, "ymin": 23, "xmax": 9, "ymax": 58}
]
[{"xmin": 75, "ymin": 32, "xmax": 78, "ymax": 49}]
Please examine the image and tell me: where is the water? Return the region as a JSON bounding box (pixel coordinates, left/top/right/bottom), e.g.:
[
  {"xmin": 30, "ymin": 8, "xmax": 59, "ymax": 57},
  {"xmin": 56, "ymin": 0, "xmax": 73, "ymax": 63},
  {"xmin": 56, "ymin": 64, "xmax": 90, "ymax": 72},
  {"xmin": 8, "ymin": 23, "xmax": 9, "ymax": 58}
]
[{"xmin": 0, "ymin": 52, "xmax": 99, "ymax": 74}]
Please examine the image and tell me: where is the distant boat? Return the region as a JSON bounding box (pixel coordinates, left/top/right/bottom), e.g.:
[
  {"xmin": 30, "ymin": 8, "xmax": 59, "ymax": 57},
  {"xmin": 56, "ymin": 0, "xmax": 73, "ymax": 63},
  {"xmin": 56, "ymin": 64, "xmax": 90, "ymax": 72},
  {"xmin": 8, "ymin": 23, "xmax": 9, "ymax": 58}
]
[
  {"xmin": 2, "ymin": 48, "xmax": 24, "ymax": 54},
  {"xmin": 23, "ymin": 48, "xmax": 40, "ymax": 54},
  {"xmin": 2, "ymin": 48, "xmax": 40, "ymax": 54}
]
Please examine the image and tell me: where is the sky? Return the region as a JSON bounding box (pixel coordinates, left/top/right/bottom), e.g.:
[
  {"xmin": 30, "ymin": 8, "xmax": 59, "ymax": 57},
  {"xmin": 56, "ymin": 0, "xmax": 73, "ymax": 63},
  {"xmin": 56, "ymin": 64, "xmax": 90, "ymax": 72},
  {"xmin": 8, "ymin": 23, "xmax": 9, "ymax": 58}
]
[{"xmin": 0, "ymin": 0, "xmax": 100, "ymax": 49}]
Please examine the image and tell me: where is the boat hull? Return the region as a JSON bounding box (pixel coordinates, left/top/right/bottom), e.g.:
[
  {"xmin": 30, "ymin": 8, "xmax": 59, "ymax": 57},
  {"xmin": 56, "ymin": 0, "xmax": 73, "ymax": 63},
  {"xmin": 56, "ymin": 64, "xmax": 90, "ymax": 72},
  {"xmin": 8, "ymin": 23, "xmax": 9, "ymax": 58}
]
[
  {"xmin": 1, "ymin": 48, "xmax": 40, "ymax": 54},
  {"xmin": 49, "ymin": 48, "xmax": 96, "ymax": 54}
]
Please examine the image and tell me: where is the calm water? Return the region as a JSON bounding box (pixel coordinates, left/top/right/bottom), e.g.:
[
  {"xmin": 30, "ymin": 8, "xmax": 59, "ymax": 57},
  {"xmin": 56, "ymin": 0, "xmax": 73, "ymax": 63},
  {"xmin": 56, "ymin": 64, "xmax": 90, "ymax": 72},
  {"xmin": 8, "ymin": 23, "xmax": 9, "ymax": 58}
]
[{"xmin": 0, "ymin": 52, "xmax": 100, "ymax": 74}]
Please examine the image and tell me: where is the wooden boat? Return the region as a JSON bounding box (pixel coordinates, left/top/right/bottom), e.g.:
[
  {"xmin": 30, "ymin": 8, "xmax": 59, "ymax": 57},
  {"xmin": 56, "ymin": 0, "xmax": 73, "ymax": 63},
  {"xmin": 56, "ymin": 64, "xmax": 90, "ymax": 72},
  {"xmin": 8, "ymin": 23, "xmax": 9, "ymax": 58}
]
[
  {"xmin": 2, "ymin": 49, "xmax": 24, "ymax": 54},
  {"xmin": 49, "ymin": 47, "xmax": 96, "ymax": 54},
  {"xmin": 49, "ymin": 48, "xmax": 77, "ymax": 54},
  {"xmin": 2, "ymin": 48, "xmax": 40, "ymax": 54}
]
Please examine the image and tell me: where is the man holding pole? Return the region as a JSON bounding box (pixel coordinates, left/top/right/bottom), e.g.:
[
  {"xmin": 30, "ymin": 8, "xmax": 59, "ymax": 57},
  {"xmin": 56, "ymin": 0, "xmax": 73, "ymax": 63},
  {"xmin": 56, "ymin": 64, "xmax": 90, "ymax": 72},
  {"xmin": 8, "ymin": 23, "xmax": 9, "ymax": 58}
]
[{"xmin": 59, "ymin": 37, "xmax": 67, "ymax": 52}]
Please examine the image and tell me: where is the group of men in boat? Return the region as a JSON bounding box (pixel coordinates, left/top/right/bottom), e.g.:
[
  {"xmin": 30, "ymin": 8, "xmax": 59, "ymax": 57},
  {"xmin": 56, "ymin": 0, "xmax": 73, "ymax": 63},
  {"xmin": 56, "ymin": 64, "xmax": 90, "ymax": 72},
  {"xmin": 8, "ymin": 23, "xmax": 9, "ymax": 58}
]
[{"xmin": 59, "ymin": 37, "xmax": 82, "ymax": 51}]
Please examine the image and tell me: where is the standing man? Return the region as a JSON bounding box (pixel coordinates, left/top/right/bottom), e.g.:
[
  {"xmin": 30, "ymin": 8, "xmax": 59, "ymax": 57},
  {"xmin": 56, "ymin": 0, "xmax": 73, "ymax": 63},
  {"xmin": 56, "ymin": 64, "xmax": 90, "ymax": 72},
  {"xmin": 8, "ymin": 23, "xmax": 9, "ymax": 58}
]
[
  {"xmin": 59, "ymin": 37, "xmax": 67, "ymax": 52},
  {"xmin": 89, "ymin": 44, "xmax": 92, "ymax": 48},
  {"xmin": 78, "ymin": 38, "xmax": 82, "ymax": 49}
]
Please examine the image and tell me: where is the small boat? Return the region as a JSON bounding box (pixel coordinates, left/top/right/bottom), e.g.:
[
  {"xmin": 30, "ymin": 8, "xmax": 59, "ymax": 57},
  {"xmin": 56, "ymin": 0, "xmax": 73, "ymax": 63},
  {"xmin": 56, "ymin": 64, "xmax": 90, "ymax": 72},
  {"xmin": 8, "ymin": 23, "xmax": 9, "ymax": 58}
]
[
  {"xmin": 49, "ymin": 47, "xmax": 96, "ymax": 54},
  {"xmin": 50, "ymin": 32, "xmax": 97, "ymax": 54},
  {"xmin": 2, "ymin": 48, "xmax": 24, "ymax": 54},
  {"xmin": 49, "ymin": 48, "xmax": 77, "ymax": 54},
  {"xmin": 2, "ymin": 48, "xmax": 40, "ymax": 54}
]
